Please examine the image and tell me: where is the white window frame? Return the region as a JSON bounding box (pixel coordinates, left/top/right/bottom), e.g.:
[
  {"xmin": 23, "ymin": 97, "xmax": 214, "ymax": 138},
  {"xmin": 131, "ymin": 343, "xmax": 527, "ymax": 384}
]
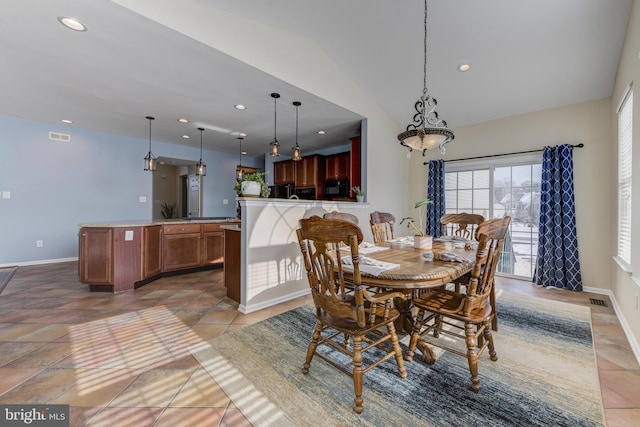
[
  {"xmin": 616, "ymin": 85, "xmax": 633, "ymax": 270},
  {"xmin": 445, "ymin": 154, "xmax": 541, "ymax": 279}
]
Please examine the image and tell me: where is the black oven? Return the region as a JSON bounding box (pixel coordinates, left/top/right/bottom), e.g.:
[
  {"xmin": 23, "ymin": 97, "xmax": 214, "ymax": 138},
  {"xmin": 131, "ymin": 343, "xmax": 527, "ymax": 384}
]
[{"xmin": 324, "ymin": 179, "xmax": 349, "ymax": 199}]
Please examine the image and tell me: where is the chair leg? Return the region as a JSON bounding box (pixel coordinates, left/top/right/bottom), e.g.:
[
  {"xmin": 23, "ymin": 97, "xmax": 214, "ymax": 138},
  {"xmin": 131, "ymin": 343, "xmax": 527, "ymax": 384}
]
[
  {"xmin": 483, "ymin": 319, "xmax": 498, "ymax": 361},
  {"xmin": 433, "ymin": 314, "xmax": 442, "ymax": 338},
  {"xmin": 465, "ymin": 322, "xmax": 481, "ymax": 392},
  {"xmin": 388, "ymin": 323, "xmax": 408, "ymax": 379},
  {"xmin": 302, "ymin": 321, "xmax": 322, "ymax": 374},
  {"xmin": 352, "ymin": 336, "xmax": 364, "ymax": 414},
  {"xmin": 406, "ymin": 308, "xmax": 427, "ymax": 362}
]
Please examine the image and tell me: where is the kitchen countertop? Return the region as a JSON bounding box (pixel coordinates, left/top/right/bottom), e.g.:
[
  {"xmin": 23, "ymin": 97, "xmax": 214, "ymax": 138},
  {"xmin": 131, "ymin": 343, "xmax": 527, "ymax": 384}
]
[{"xmin": 79, "ymin": 218, "xmax": 239, "ymax": 227}]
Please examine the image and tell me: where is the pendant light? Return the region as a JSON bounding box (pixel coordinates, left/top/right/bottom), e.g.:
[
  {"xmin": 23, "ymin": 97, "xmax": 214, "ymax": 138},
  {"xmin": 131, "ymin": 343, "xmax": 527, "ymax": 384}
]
[
  {"xmin": 291, "ymin": 101, "xmax": 302, "ymax": 161},
  {"xmin": 195, "ymin": 127, "xmax": 206, "ymax": 176},
  {"xmin": 143, "ymin": 116, "xmax": 156, "ymax": 171},
  {"xmin": 397, "ymin": 0, "xmax": 454, "ymax": 156},
  {"xmin": 269, "ymin": 92, "xmax": 281, "ymax": 157},
  {"xmin": 237, "ymin": 136, "xmax": 244, "ymax": 180}
]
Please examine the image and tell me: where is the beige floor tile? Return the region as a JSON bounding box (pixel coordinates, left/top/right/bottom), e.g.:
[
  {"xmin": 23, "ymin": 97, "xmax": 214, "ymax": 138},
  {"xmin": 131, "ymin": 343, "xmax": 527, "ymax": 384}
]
[
  {"xmin": 0, "ymin": 367, "xmax": 42, "ymax": 394},
  {"xmin": 0, "ymin": 368, "xmax": 80, "ymax": 403},
  {"xmin": 604, "ymin": 408, "xmax": 640, "ymax": 427},
  {"xmin": 53, "ymin": 368, "xmax": 138, "ymax": 406},
  {"xmin": 170, "ymin": 368, "xmax": 231, "ymax": 407},
  {"xmin": 4, "ymin": 342, "xmax": 76, "ymax": 367},
  {"xmin": 108, "ymin": 369, "xmax": 192, "ymax": 407},
  {"xmin": 84, "ymin": 407, "xmax": 163, "ymax": 427}
]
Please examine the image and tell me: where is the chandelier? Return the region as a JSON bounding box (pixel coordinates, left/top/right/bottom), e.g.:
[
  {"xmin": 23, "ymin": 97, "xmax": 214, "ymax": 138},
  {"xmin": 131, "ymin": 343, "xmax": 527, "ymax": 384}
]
[
  {"xmin": 291, "ymin": 101, "xmax": 302, "ymax": 161},
  {"xmin": 397, "ymin": 0, "xmax": 454, "ymax": 156},
  {"xmin": 195, "ymin": 127, "xmax": 206, "ymax": 176},
  {"xmin": 269, "ymin": 93, "xmax": 281, "ymax": 157}
]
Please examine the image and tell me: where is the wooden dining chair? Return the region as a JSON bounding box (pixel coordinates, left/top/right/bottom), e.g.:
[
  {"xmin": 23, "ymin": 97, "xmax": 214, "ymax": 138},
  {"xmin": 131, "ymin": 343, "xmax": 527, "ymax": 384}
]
[
  {"xmin": 440, "ymin": 212, "xmax": 485, "ymax": 240},
  {"xmin": 441, "ymin": 213, "xmax": 485, "ymax": 293},
  {"xmin": 296, "ymin": 216, "xmax": 407, "ymax": 414},
  {"xmin": 323, "ymin": 211, "xmax": 359, "ymax": 225},
  {"xmin": 406, "ymin": 216, "xmax": 511, "ymax": 392},
  {"xmin": 369, "ymin": 211, "xmax": 395, "ymax": 244}
]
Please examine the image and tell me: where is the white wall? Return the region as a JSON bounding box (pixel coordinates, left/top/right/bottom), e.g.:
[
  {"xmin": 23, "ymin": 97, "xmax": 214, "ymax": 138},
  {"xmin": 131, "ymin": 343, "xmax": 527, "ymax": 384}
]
[
  {"xmin": 610, "ymin": 0, "xmax": 640, "ymax": 359},
  {"xmin": 411, "ymin": 98, "xmax": 614, "ymax": 292},
  {"xmin": 0, "ymin": 115, "xmax": 261, "ymax": 265}
]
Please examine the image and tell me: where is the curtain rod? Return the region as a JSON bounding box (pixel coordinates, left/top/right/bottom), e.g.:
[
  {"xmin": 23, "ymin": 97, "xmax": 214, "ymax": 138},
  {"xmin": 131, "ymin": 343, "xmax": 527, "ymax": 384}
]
[{"xmin": 423, "ymin": 143, "xmax": 584, "ymax": 164}]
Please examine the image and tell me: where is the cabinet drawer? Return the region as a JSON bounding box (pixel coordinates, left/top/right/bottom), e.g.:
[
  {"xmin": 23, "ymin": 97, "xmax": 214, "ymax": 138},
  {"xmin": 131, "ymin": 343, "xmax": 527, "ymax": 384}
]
[
  {"xmin": 163, "ymin": 224, "xmax": 201, "ymax": 235},
  {"xmin": 202, "ymin": 223, "xmax": 222, "ymax": 233}
]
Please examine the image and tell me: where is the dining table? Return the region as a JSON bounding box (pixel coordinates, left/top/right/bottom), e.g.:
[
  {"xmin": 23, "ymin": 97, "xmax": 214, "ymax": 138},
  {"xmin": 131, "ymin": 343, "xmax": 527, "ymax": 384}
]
[{"xmin": 340, "ymin": 236, "xmax": 478, "ymax": 334}]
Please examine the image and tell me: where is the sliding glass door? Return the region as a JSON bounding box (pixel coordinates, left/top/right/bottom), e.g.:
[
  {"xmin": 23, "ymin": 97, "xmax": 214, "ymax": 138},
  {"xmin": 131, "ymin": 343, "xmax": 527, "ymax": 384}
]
[{"xmin": 444, "ymin": 157, "xmax": 542, "ymax": 279}]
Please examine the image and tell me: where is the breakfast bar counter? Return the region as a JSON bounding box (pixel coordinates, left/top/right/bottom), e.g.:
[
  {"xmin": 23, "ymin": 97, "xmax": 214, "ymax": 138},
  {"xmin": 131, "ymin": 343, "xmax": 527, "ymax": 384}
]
[{"xmin": 78, "ymin": 219, "xmax": 239, "ymax": 292}]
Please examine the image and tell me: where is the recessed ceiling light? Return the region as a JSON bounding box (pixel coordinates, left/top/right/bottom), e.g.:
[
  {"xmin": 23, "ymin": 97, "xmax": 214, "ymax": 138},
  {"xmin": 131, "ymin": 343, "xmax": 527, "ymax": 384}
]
[
  {"xmin": 317, "ymin": 130, "xmax": 326, "ymax": 135},
  {"xmin": 241, "ymin": 151, "xmax": 247, "ymax": 155},
  {"xmin": 182, "ymin": 135, "xmax": 190, "ymax": 139},
  {"xmin": 178, "ymin": 118, "xmax": 189, "ymax": 123},
  {"xmin": 457, "ymin": 63, "xmax": 471, "ymax": 72},
  {"xmin": 57, "ymin": 16, "xmax": 87, "ymax": 32},
  {"xmin": 239, "ymin": 132, "xmax": 247, "ymax": 137},
  {"xmin": 61, "ymin": 119, "xmax": 73, "ymax": 124},
  {"xmin": 234, "ymin": 104, "xmax": 246, "ymax": 110}
]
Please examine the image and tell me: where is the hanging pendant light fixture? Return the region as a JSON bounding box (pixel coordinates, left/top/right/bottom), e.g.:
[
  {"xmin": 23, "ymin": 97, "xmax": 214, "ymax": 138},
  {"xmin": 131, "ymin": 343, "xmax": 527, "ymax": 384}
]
[
  {"xmin": 143, "ymin": 116, "xmax": 157, "ymax": 171},
  {"xmin": 291, "ymin": 101, "xmax": 302, "ymax": 161},
  {"xmin": 195, "ymin": 127, "xmax": 207, "ymax": 176},
  {"xmin": 269, "ymin": 92, "xmax": 281, "ymax": 157},
  {"xmin": 237, "ymin": 136, "xmax": 244, "ymax": 180},
  {"xmin": 397, "ymin": 0, "xmax": 454, "ymax": 156}
]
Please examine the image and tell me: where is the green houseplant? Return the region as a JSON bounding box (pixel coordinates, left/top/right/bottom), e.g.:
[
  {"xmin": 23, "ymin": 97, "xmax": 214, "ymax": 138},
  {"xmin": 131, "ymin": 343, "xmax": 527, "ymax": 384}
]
[
  {"xmin": 352, "ymin": 186, "xmax": 364, "ymax": 202},
  {"xmin": 160, "ymin": 202, "xmax": 177, "ymax": 219},
  {"xmin": 234, "ymin": 171, "xmax": 270, "ymax": 198},
  {"xmin": 400, "ymin": 199, "xmax": 433, "ymax": 248}
]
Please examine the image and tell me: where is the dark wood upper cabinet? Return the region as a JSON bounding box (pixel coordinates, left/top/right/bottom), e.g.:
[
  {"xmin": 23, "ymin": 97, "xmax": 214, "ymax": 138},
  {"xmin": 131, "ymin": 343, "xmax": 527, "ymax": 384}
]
[
  {"xmin": 325, "ymin": 152, "xmax": 350, "ymax": 181},
  {"xmin": 274, "ymin": 159, "xmax": 296, "ymax": 184}
]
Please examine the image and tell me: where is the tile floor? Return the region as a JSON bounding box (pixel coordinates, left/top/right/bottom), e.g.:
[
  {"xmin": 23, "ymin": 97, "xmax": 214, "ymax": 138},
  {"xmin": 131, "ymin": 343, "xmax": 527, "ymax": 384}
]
[{"xmin": 0, "ymin": 262, "xmax": 639, "ymax": 426}]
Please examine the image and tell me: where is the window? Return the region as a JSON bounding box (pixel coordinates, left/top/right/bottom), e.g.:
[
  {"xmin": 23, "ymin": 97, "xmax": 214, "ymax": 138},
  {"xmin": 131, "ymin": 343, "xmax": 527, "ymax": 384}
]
[
  {"xmin": 617, "ymin": 86, "xmax": 633, "ymax": 266},
  {"xmin": 445, "ymin": 158, "xmax": 542, "ymax": 279}
]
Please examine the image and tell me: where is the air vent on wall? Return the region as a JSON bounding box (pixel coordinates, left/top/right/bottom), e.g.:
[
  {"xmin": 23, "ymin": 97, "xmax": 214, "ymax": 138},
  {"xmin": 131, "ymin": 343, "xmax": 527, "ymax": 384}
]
[{"xmin": 49, "ymin": 132, "xmax": 71, "ymax": 142}]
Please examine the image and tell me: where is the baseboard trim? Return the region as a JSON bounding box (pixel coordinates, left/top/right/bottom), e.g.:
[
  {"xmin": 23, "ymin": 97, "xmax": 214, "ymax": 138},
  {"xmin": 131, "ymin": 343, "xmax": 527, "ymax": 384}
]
[{"xmin": 0, "ymin": 257, "xmax": 77, "ymax": 268}]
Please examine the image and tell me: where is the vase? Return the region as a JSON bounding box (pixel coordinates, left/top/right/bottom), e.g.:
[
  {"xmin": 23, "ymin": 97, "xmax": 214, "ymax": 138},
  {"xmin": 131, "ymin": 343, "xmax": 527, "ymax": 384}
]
[
  {"xmin": 356, "ymin": 195, "xmax": 364, "ymax": 203},
  {"xmin": 241, "ymin": 181, "xmax": 261, "ymax": 197},
  {"xmin": 414, "ymin": 235, "xmax": 433, "ymax": 249}
]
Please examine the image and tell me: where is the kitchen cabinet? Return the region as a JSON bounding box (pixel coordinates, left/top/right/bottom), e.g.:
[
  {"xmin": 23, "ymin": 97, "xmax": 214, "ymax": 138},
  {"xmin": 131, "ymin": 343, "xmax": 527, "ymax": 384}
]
[
  {"xmin": 349, "ymin": 136, "xmax": 361, "ymax": 198},
  {"xmin": 202, "ymin": 223, "xmax": 224, "ymax": 265},
  {"xmin": 142, "ymin": 225, "xmax": 162, "ymax": 279},
  {"xmin": 224, "ymin": 227, "xmax": 241, "ymax": 303},
  {"xmin": 295, "ymin": 154, "xmax": 325, "ymax": 198},
  {"xmin": 162, "ymin": 223, "xmax": 202, "ymax": 272},
  {"xmin": 274, "ymin": 159, "xmax": 296, "ymax": 184},
  {"xmin": 325, "ymin": 151, "xmax": 350, "ymax": 181},
  {"xmin": 79, "ymin": 227, "xmax": 113, "ymax": 285}
]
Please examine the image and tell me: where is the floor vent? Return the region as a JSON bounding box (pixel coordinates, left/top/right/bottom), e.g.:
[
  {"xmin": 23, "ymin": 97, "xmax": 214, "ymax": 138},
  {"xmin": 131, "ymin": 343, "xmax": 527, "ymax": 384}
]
[
  {"xmin": 49, "ymin": 132, "xmax": 71, "ymax": 142},
  {"xmin": 590, "ymin": 298, "xmax": 607, "ymax": 307}
]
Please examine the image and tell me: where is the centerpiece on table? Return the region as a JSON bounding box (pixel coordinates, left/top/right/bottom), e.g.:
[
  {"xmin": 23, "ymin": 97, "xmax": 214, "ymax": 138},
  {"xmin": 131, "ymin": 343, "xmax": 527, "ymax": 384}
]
[
  {"xmin": 400, "ymin": 199, "xmax": 433, "ymax": 249},
  {"xmin": 234, "ymin": 171, "xmax": 270, "ymax": 198}
]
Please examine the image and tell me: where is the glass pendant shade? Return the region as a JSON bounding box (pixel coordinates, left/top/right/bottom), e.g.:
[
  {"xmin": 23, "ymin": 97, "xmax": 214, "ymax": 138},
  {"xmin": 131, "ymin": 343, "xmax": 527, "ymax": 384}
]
[
  {"xmin": 292, "ymin": 101, "xmax": 302, "ymax": 161},
  {"xmin": 195, "ymin": 127, "xmax": 206, "ymax": 176},
  {"xmin": 397, "ymin": 0, "xmax": 454, "ymax": 156},
  {"xmin": 269, "ymin": 93, "xmax": 281, "ymax": 157},
  {"xmin": 144, "ymin": 116, "xmax": 156, "ymax": 171}
]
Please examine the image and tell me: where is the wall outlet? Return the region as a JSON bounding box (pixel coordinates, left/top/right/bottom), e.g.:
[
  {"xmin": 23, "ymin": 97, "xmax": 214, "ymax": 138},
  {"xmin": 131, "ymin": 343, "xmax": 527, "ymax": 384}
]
[
  {"xmin": 36, "ymin": 240, "xmax": 43, "ymax": 247},
  {"xmin": 139, "ymin": 196, "xmax": 147, "ymax": 203},
  {"xmin": 1, "ymin": 191, "xmax": 10, "ymax": 199},
  {"xmin": 223, "ymin": 199, "xmax": 229, "ymax": 205}
]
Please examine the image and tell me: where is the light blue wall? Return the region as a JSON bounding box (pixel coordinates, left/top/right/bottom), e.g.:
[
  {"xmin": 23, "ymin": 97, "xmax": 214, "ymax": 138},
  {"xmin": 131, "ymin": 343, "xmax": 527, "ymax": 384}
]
[{"xmin": 0, "ymin": 115, "xmax": 261, "ymax": 265}]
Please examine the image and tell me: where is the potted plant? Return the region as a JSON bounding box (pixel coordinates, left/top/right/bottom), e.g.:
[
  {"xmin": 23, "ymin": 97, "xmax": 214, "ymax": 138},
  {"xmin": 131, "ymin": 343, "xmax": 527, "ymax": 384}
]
[
  {"xmin": 234, "ymin": 171, "xmax": 270, "ymax": 198},
  {"xmin": 352, "ymin": 186, "xmax": 364, "ymax": 202},
  {"xmin": 160, "ymin": 202, "xmax": 177, "ymax": 219},
  {"xmin": 400, "ymin": 199, "xmax": 434, "ymax": 248}
]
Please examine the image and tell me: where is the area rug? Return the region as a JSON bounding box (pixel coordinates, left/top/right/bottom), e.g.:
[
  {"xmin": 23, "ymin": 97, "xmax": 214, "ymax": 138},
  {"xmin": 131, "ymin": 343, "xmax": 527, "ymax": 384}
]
[
  {"xmin": 190, "ymin": 291, "xmax": 604, "ymax": 426},
  {"xmin": 0, "ymin": 266, "xmax": 18, "ymax": 294}
]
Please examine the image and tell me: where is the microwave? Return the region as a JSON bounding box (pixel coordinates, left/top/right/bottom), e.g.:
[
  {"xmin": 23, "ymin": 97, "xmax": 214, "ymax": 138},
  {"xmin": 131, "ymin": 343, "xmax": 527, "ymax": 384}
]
[{"xmin": 324, "ymin": 179, "xmax": 349, "ymax": 199}]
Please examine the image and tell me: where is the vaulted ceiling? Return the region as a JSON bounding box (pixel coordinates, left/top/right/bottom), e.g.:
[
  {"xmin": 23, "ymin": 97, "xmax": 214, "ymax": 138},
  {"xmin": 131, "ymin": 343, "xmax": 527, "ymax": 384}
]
[{"xmin": 0, "ymin": 0, "xmax": 631, "ymax": 158}]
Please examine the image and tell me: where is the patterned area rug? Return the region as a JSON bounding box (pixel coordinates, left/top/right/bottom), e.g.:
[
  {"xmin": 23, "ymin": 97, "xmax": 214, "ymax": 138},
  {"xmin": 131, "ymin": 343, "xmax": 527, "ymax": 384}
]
[
  {"xmin": 0, "ymin": 266, "xmax": 18, "ymax": 294},
  {"xmin": 190, "ymin": 291, "xmax": 604, "ymax": 427}
]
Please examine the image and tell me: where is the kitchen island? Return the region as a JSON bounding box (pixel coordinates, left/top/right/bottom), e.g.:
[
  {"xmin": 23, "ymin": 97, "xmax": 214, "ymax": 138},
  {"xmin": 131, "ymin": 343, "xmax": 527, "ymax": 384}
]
[{"xmin": 78, "ymin": 218, "xmax": 239, "ymax": 292}]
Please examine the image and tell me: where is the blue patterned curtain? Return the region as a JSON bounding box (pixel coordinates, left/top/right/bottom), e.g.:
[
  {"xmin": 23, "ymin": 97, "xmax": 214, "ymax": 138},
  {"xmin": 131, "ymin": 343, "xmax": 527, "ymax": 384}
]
[
  {"xmin": 426, "ymin": 159, "xmax": 445, "ymax": 237},
  {"xmin": 533, "ymin": 145, "xmax": 582, "ymax": 291}
]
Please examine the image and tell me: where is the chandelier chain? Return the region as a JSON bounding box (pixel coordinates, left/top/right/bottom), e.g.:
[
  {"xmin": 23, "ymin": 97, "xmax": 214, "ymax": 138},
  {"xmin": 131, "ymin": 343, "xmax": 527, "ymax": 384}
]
[{"xmin": 423, "ymin": 0, "xmax": 428, "ymax": 95}]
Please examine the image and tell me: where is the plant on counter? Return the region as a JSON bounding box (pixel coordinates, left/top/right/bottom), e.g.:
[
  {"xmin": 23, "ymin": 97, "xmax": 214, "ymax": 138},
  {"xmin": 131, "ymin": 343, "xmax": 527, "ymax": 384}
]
[
  {"xmin": 400, "ymin": 198, "xmax": 433, "ymax": 236},
  {"xmin": 160, "ymin": 202, "xmax": 177, "ymax": 219},
  {"xmin": 234, "ymin": 171, "xmax": 270, "ymax": 198},
  {"xmin": 352, "ymin": 186, "xmax": 364, "ymax": 196}
]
